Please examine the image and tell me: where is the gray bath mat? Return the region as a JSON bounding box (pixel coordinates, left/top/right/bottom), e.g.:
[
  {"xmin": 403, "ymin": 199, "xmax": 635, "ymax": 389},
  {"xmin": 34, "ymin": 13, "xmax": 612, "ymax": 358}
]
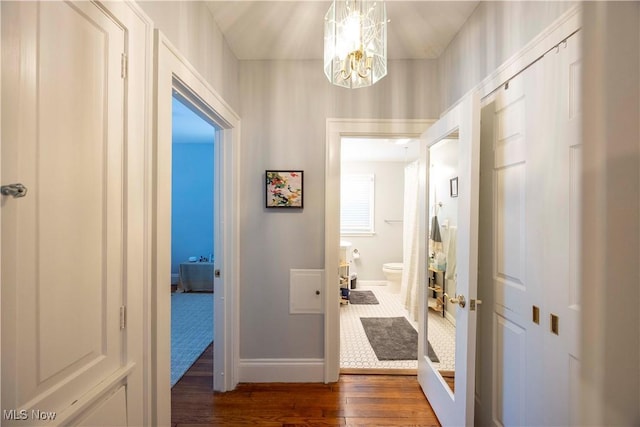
[
  {"xmin": 349, "ymin": 290, "xmax": 379, "ymax": 305},
  {"xmin": 360, "ymin": 316, "xmax": 439, "ymax": 362}
]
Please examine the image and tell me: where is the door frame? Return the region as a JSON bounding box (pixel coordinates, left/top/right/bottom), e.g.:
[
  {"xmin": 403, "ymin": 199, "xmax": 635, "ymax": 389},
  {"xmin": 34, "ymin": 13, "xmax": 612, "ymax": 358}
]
[
  {"xmin": 151, "ymin": 31, "xmax": 240, "ymax": 425},
  {"xmin": 324, "ymin": 118, "xmax": 433, "ymax": 382}
]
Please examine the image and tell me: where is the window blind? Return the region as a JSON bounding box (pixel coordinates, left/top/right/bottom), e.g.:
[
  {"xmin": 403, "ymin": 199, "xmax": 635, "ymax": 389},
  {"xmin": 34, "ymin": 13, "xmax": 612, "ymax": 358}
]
[{"xmin": 341, "ymin": 174, "xmax": 374, "ymax": 234}]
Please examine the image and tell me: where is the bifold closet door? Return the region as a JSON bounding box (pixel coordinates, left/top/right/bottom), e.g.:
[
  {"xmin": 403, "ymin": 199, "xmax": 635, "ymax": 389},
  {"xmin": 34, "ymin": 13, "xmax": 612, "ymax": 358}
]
[
  {"xmin": 537, "ymin": 32, "xmax": 582, "ymax": 427},
  {"xmin": 489, "ymin": 33, "xmax": 581, "ymax": 426}
]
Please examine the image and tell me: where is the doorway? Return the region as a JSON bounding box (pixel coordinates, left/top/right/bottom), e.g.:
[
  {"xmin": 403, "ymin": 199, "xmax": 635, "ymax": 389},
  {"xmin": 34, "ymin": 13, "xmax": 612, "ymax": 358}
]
[
  {"xmin": 152, "ymin": 33, "xmax": 241, "ymax": 425},
  {"xmin": 324, "ymin": 119, "xmax": 433, "ymax": 382},
  {"xmin": 170, "ymin": 94, "xmax": 216, "ymax": 387},
  {"xmin": 339, "ymin": 136, "xmax": 422, "ymax": 373}
]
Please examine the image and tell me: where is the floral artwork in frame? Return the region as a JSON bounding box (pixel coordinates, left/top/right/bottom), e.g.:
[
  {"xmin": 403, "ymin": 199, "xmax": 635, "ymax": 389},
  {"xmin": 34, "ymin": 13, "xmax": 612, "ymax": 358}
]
[{"xmin": 265, "ymin": 170, "xmax": 304, "ymax": 208}]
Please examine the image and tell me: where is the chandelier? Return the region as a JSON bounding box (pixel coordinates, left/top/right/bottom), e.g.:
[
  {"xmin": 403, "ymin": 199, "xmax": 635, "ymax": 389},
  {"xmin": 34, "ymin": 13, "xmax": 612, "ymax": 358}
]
[{"xmin": 324, "ymin": 0, "xmax": 388, "ymax": 89}]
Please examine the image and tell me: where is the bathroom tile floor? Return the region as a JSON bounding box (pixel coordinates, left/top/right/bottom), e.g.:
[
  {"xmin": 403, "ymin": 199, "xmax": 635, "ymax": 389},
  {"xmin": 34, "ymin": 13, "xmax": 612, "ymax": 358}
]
[{"xmin": 340, "ymin": 285, "xmax": 456, "ymax": 372}]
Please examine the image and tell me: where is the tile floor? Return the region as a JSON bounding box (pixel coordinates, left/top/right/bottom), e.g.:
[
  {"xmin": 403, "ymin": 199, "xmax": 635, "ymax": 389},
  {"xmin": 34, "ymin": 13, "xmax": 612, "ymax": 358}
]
[{"xmin": 340, "ymin": 285, "xmax": 456, "ymax": 372}]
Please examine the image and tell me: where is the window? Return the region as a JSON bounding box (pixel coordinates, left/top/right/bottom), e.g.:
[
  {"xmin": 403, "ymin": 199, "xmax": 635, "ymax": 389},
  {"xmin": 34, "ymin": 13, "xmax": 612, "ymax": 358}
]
[{"xmin": 341, "ymin": 174, "xmax": 375, "ymax": 235}]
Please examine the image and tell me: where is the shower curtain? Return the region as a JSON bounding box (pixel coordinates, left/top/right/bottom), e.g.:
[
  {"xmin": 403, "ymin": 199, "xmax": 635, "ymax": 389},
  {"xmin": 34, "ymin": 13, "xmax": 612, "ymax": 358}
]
[{"xmin": 400, "ymin": 161, "xmax": 420, "ymax": 321}]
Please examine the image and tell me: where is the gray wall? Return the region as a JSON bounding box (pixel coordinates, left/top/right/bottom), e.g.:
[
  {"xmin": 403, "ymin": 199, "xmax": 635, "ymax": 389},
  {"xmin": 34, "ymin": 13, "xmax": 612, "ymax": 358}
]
[
  {"xmin": 438, "ymin": 1, "xmax": 577, "ymax": 112},
  {"xmin": 137, "ymin": 0, "xmax": 575, "ymax": 363},
  {"xmin": 138, "ymin": 1, "xmax": 240, "ymax": 111},
  {"xmin": 342, "ymin": 161, "xmax": 406, "ymax": 281},
  {"xmin": 238, "ymin": 59, "xmax": 440, "ymax": 359}
]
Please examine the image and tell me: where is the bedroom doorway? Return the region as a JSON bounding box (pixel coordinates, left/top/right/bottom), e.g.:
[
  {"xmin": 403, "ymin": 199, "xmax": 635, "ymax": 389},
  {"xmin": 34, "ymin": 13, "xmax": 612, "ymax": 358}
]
[
  {"xmin": 170, "ymin": 93, "xmax": 216, "ymax": 388},
  {"xmin": 153, "ymin": 32, "xmax": 241, "ymax": 425}
]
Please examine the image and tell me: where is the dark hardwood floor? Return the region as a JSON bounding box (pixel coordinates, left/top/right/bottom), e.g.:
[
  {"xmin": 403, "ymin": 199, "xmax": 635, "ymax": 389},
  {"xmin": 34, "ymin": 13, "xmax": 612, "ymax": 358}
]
[{"xmin": 171, "ymin": 344, "xmax": 441, "ymax": 426}]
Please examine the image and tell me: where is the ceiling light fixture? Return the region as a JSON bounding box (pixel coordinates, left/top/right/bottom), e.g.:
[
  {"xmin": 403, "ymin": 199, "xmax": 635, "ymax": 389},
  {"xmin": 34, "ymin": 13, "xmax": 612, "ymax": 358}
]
[{"xmin": 324, "ymin": 0, "xmax": 387, "ymax": 89}]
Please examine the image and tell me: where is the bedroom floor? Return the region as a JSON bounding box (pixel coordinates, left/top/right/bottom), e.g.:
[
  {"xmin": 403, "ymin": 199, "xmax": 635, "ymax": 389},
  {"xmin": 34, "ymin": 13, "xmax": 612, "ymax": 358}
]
[{"xmin": 340, "ymin": 285, "xmax": 456, "ymax": 372}]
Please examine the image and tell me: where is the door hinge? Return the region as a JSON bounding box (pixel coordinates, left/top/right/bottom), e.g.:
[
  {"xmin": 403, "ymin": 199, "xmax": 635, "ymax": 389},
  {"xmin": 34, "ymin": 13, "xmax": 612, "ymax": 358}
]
[
  {"xmin": 120, "ymin": 306, "xmax": 126, "ymax": 329},
  {"xmin": 121, "ymin": 53, "xmax": 128, "ymax": 79}
]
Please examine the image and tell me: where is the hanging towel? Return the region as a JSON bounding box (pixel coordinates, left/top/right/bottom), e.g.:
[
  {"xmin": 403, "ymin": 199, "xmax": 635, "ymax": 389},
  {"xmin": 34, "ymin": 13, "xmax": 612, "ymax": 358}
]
[
  {"xmin": 429, "ymin": 215, "xmax": 442, "ymax": 243},
  {"xmin": 445, "ymin": 226, "xmax": 457, "ymax": 280}
]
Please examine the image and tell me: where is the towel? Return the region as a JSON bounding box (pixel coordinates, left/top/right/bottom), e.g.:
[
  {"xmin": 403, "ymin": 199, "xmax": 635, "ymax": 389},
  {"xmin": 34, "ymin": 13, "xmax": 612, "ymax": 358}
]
[
  {"xmin": 429, "ymin": 215, "xmax": 442, "ymax": 243},
  {"xmin": 445, "ymin": 226, "xmax": 457, "ymax": 280}
]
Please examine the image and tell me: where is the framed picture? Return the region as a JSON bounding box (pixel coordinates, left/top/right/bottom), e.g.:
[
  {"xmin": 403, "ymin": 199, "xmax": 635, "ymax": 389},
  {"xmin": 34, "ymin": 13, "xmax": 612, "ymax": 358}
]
[
  {"xmin": 266, "ymin": 170, "xmax": 304, "ymax": 208},
  {"xmin": 450, "ymin": 177, "xmax": 458, "ymax": 198}
]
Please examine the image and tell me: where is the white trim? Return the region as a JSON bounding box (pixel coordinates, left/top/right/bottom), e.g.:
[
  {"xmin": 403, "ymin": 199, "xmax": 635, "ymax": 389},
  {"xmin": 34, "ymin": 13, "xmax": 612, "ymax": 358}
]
[
  {"xmin": 324, "ymin": 119, "xmax": 434, "ymax": 383},
  {"xmin": 152, "ymin": 31, "xmax": 241, "ymax": 426},
  {"xmin": 239, "ymin": 359, "xmax": 325, "ymax": 383},
  {"xmin": 106, "ymin": 3, "xmax": 154, "ymax": 426},
  {"xmin": 56, "ymin": 363, "xmax": 135, "ymax": 426},
  {"xmin": 0, "ymin": 0, "xmax": 4, "ymax": 416},
  {"xmin": 477, "ymin": 4, "xmax": 581, "ymax": 101}
]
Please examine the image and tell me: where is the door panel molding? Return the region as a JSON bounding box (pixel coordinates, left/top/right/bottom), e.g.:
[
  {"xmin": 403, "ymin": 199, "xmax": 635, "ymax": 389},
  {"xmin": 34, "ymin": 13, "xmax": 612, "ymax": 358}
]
[
  {"xmin": 2, "ymin": 0, "xmax": 125, "ymax": 416},
  {"xmin": 1, "ymin": 1, "xmax": 151, "ymax": 424}
]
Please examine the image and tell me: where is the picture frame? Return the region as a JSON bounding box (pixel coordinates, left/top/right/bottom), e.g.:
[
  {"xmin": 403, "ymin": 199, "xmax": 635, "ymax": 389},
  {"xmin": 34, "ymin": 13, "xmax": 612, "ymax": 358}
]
[
  {"xmin": 450, "ymin": 177, "xmax": 458, "ymax": 198},
  {"xmin": 265, "ymin": 170, "xmax": 304, "ymax": 208}
]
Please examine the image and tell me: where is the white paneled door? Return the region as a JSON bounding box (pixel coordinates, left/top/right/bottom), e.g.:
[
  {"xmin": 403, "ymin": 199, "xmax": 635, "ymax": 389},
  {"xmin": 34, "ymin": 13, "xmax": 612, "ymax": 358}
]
[
  {"xmin": 489, "ymin": 33, "xmax": 582, "ymax": 426},
  {"xmin": 2, "ymin": 1, "xmax": 128, "ymax": 424},
  {"xmin": 418, "ymin": 93, "xmax": 481, "ymax": 426}
]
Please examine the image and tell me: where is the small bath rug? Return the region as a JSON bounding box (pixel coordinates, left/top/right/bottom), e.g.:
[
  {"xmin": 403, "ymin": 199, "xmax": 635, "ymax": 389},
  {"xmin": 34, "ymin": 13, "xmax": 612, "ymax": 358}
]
[
  {"xmin": 360, "ymin": 316, "xmax": 439, "ymax": 362},
  {"xmin": 349, "ymin": 290, "xmax": 379, "ymax": 305},
  {"xmin": 171, "ymin": 292, "xmax": 214, "ymax": 386}
]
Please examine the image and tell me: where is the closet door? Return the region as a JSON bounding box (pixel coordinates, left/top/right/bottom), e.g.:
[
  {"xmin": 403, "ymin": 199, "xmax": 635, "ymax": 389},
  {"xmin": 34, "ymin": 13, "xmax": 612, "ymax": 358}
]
[
  {"xmin": 1, "ymin": 1, "xmax": 127, "ymax": 423},
  {"xmin": 490, "ymin": 58, "xmax": 546, "ymax": 427},
  {"xmin": 489, "ymin": 33, "xmax": 582, "ymax": 426},
  {"xmin": 539, "ymin": 32, "xmax": 582, "ymax": 427}
]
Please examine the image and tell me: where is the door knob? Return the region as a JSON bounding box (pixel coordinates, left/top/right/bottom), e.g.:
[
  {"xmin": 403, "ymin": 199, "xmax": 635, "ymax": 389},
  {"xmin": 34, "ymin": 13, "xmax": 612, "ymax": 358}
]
[
  {"xmin": 1, "ymin": 183, "xmax": 27, "ymax": 198},
  {"xmin": 444, "ymin": 293, "xmax": 466, "ymax": 308}
]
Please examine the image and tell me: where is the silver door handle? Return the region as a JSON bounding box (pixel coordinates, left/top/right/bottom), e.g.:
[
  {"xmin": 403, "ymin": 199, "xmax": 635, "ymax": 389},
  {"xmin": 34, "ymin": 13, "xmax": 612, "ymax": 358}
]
[
  {"xmin": 444, "ymin": 293, "xmax": 466, "ymax": 308},
  {"xmin": 1, "ymin": 183, "xmax": 27, "ymax": 198}
]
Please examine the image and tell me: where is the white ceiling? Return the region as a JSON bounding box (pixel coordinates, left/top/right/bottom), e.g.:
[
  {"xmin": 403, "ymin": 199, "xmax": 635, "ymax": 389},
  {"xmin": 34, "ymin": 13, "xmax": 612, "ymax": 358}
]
[
  {"xmin": 205, "ymin": 1, "xmax": 479, "ymax": 60},
  {"xmin": 342, "ymin": 137, "xmax": 420, "ymax": 162}
]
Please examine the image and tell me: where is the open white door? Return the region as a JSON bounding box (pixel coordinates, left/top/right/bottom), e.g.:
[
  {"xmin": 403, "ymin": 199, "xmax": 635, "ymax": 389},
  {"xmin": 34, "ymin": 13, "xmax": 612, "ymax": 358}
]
[{"xmin": 417, "ymin": 93, "xmax": 480, "ymax": 426}]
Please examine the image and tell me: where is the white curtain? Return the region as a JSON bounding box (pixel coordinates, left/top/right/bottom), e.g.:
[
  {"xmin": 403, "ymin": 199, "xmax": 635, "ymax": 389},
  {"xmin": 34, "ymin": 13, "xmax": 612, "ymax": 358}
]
[{"xmin": 400, "ymin": 161, "xmax": 420, "ymax": 321}]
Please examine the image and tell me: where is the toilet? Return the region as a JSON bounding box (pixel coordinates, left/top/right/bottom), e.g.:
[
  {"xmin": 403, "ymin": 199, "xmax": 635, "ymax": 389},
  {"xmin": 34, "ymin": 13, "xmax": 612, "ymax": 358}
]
[{"xmin": 382, "ymin": 262, "xmax": 403, "ymax": 293}]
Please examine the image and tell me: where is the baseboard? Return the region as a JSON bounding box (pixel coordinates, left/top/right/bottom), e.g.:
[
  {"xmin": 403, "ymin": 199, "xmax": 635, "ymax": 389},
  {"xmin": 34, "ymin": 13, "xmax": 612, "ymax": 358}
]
[
  {"xmin": 445, "ymin": 310, "xmax": 456, "ymax": 327},
  {"xmin": 357, "ymin": 280, "xmax": 387, "ymax": 287},
  {"xmin": 238, "ymin": 358, "xmax": 325, "ymax": 383}
]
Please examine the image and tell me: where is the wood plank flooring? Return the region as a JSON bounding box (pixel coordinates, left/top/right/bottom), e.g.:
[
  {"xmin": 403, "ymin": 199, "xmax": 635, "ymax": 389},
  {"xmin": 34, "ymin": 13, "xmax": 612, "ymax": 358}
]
[{"xmin": 171, "ymin": 344, "xmax": 441, "ymax": 426}]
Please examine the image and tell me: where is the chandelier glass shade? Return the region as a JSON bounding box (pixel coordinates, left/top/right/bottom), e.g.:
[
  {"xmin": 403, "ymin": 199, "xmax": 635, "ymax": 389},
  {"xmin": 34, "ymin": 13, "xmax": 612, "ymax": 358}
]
[{"xmin": 324, "ymin": 0, "xmax": 387, "ymax": 89}]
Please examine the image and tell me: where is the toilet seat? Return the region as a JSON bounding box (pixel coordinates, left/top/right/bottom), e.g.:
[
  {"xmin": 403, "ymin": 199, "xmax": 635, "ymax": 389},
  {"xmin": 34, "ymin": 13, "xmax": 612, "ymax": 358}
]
[{"xmin": 383, "ymin": 262, "xmax": 403, "ymax": 271}]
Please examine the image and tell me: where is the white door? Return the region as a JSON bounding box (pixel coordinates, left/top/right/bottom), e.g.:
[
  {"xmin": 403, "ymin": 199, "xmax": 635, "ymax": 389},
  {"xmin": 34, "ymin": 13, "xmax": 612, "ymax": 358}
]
[
  {"xmin": 2, "ymin": 1, "xmax": 127, "ymax": 422},
  {"xmin": 538, "ymin": 32, "xmax": 582, "ymax": 427},
  {"xmin": 485, "ymin": 34, "xmax": 582, "ymax": 426},
  {"xmin": 418, "ymin": 93, "xmax": 481, "ymax": 426}
]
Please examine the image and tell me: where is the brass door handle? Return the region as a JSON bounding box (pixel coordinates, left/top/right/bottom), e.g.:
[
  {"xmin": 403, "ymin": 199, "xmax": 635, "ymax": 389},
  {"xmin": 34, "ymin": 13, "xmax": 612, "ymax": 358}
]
[{"xmin": 444, "ymin": 293, "xmax": 466, "ymax": 308}]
